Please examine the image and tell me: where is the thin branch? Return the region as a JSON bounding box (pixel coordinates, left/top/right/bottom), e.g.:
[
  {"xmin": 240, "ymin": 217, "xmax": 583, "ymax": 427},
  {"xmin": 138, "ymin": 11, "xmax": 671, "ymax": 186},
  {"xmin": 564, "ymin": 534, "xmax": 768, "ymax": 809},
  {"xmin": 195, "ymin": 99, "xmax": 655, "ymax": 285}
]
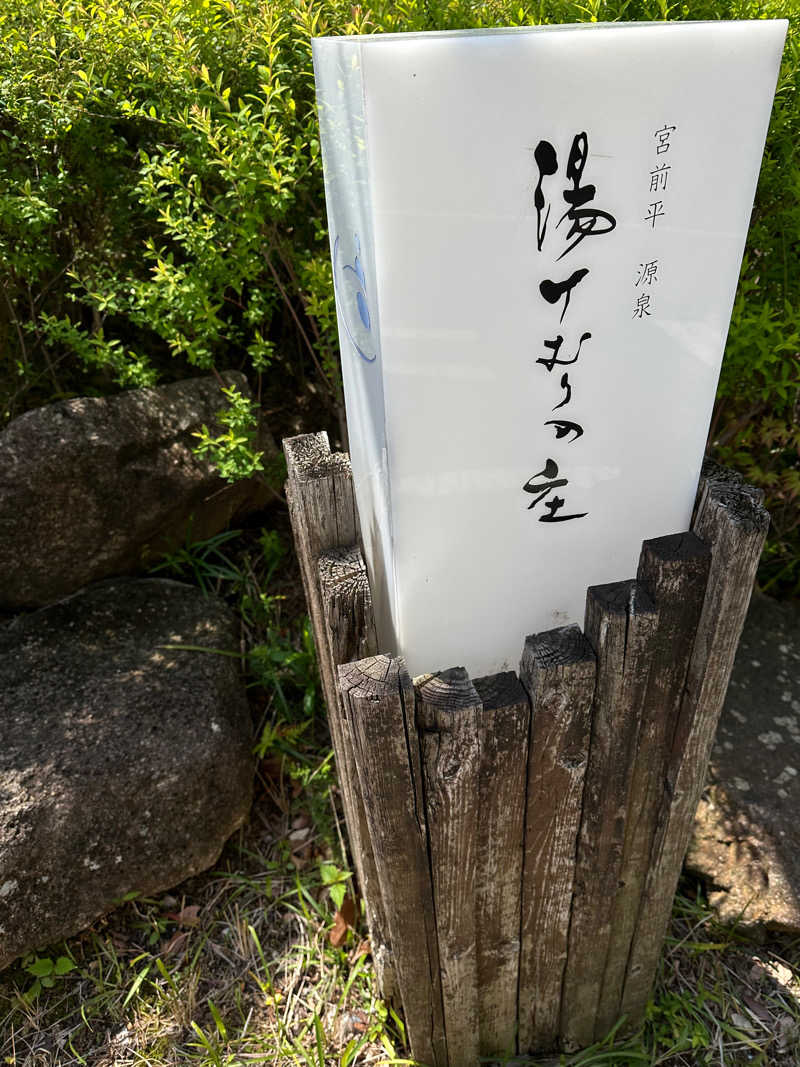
[
  {"xmin": 26, "ymin": 284, "xmax": 62, "ymax": 393},
  {"xmin": 1, "ymin": 283, "xmax": 29, "ymax": 370},
  {"xmin": 714, "ymin": 405, "xmax": 766, "ymax": 449},
  {"xmin": 263, "ymin": 248, "xmax": 335, "ymax": 398}
]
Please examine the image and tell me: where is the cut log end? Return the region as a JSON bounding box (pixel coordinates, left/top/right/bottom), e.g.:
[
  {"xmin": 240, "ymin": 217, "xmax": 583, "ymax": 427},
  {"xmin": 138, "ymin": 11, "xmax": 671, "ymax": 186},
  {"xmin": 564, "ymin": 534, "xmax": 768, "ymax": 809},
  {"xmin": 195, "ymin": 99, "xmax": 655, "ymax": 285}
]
[
  {"xmin": 415, "ymin": 666, "xmax": 481, "ymax": 711},
  {"xmin": 523, "ymin": 623, "xmax": 596, "ymax": 672},
  {"xmin": 472, "ymin": 670, "xmax": 527, "ymax": 711},
  {"xmin": 586, "ymin": 579, "xmax": 634, "ymax": 616},
  {"xmin": 284, "ymin": 430, "xmax": 353, "ymax": 482},
  {"xmin": 701, "ymin": 457, "xmax": 765, "ymax": 503},
  {"xmin": 709, "ymin": 486, "xmax": 771, "ymax": 537},
  {"xmin": 640, "ymin": 530, "xmax": 710, "ymax": 565},
  {"xmin": 319, "ymin": 545, "xmax": 370, "ymax": 594},
  {"xmin": 338, "ymin": 654, "xmax": 400, "ymax": 696}
]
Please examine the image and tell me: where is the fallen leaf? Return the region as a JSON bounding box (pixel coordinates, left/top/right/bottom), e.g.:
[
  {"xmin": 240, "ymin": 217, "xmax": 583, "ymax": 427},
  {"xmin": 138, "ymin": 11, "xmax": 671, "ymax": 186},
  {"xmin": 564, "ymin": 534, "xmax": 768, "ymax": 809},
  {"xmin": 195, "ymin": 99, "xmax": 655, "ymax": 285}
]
[
  {"xmin": 166, "ymin": 904, "xmax": 201, "ymax": 927},
  {"xmin": 339, "ymin": 894, "xmax": 356, "ymax": 929},
  {"xmin": 329, "ymin": 911, "xmax": 348, "ymax": 947},
  {"xmin": 730, "ymin": 1011, "xmax": 756, "ymax": 1034},
  {"xmin": 329, "ymin": 895, "xmax": 357, "ymax": 947},
  {"xmin": 742, "ymin": 993, "xmax": 772, "ymax": 1024}
]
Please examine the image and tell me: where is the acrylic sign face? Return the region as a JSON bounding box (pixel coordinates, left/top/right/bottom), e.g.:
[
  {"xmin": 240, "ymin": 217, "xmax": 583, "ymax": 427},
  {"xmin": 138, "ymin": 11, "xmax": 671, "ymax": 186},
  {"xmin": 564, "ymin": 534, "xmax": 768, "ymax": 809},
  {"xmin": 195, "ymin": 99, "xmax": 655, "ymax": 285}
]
[{"xmin": 312, "ymin": 20, "xmax": 787, "ymax": 679}]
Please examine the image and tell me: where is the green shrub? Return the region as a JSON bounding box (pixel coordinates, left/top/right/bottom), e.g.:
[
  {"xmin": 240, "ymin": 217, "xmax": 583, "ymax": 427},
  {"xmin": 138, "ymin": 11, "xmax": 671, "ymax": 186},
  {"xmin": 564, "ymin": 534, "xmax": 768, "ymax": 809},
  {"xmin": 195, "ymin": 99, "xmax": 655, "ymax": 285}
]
[
  {"xmin": 0, "ymin": 0, "xmax": 798, "ymax": 585},
  {"xmin": 0, "ymin": 0, "xmax": 338, "ymax": 425}
]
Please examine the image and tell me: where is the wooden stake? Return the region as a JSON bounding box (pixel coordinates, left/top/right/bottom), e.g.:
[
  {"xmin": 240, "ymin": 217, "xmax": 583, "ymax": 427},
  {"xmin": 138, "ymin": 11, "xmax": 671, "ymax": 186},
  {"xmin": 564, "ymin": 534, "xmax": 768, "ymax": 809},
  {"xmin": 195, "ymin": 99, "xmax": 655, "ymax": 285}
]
[
  {"xmin": 472, "ymin": 671, "xmax": 530, "ymax": 1060},
  {"xmin": 620, "ymin": 470, "xmax": 769, "ymax": 1024},
  {"xmin": 284, "ymin": 432, "xmax": 358, "ymax": 717},
  {"xmin": 318, "ymin": 546, "xmax": 378, "ymax": 667},
  {"xmin": 562, "ymin": 580, "xmax": 658, "ymax": 1048},
  {"xmin": 692, "ymin": 457, "xmax": 765, "ymax": 526},
  {"xmin": 416, "ymin": 668, "xmax": 482, "ymax": 1067},
  {"xmin": 284, "ymin": 432, "xmax": 359, "ymax": 558},
  {"xmin": 339, "ymin": 656, "xmax": 447, "ymax": 1067},
  {"xmin": 317, "ymin": 548, "xmax": 395, "ymax": 998},
  {"xmin": 518, "ymin": 625, "xmax": 596, "ymax": 1054},
  {"xmin": 598, "ymin": 533, "xmax": 711, "ymax": 1035},
  {"xmin": 284, "ymin": 435, "xmax": 395, "ymax": 999}
]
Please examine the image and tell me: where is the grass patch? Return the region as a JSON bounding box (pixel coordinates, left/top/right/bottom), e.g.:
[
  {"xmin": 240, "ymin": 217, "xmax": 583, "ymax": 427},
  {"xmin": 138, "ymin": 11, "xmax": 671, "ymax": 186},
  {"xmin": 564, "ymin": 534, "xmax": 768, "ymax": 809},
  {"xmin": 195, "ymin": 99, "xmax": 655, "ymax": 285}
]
[
  {"xmin": 0, "ymin": 753, "xmax": 404, "ymax": 1065},
  {"xmin": 2, "ymin": 524, "xmax": 799, "ymax": 1065},
  {"xmin": 3, "ymin": 782, "xmax": 800, "ymax": 1065}
]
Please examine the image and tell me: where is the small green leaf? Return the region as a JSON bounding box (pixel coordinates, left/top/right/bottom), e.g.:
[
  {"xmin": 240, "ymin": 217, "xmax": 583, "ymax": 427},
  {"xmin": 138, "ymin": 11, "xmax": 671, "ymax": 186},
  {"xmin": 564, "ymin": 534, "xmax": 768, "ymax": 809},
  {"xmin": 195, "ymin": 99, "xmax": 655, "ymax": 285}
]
[
  {"xmin": 208, "ymin": 998, "xmax": 228, "ymax": 1040},
  {"xmin": 319, "ymin": 862, "xmax": 339, "ymax": 885},
  {"xmin": 122, "ymin": 962, "xmax": 152, "ymax": 1007},
  {"xmin": 26, "ymin": 957, "xmax": 54, "ymax": 977},
  {"xmin": 330, "ymin": 881, "xmax": 346, "ymax": 911},
  {"xmin": 25, "ymin": 979, "xmax": 42, "ymax": 1001}
]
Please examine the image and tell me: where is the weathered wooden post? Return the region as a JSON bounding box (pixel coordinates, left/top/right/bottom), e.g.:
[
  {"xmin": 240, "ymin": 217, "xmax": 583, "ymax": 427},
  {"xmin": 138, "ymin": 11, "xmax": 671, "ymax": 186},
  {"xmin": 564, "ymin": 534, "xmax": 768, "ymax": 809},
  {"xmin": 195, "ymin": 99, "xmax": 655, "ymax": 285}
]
[{"xmin": 285, "ymin": 435, "xmax": 769, "ymax": 1064}]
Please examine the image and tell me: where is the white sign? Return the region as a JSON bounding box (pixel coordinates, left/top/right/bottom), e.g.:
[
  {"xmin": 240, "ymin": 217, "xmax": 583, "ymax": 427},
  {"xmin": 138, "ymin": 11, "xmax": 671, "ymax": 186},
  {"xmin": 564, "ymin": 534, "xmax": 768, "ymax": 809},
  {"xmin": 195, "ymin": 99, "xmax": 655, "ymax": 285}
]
[{"xmin": 312, "ymin": 20, "xmax": 787, "ymax": 679}]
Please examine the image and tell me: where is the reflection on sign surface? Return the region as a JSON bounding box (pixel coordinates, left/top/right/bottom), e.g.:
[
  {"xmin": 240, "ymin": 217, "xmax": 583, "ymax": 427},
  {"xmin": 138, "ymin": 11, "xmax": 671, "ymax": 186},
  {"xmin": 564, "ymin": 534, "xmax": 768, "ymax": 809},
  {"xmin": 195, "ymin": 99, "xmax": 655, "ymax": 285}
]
[{"xmin": 334, "ymin": 233, "xmax": 377, "ymax": 363}]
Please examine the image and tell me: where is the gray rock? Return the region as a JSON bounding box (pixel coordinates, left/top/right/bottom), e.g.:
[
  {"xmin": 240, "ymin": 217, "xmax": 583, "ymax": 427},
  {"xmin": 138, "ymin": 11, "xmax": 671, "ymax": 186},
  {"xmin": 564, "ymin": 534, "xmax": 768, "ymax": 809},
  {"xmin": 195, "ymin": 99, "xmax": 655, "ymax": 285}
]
[
  {"xmin": 0, "ymin": 373, "xmax": 276, "ymax": 610},
  {"xmin": 687, "ymin": 591, "xmax": 800, "ymax": 932},
  {"xmin": 0, "ymin": 579, "xmax": 254, "ymax": 970}
]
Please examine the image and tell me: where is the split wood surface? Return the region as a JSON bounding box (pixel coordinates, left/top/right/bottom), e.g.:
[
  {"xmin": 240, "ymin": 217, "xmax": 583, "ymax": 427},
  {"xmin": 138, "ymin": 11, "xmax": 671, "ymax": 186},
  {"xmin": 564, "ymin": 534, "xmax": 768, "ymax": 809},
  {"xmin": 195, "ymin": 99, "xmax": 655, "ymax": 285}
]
[{"xmin": 285, "ymin": 436, "xmax": 769, "ymax": 1067}]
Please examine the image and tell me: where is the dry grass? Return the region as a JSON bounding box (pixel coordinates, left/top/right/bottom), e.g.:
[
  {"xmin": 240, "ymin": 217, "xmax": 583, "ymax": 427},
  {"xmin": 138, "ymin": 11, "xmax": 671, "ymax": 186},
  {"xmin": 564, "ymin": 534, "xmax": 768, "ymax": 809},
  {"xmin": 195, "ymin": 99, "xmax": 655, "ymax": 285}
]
[
  {"xmin": 3, "ymin": 754, "xmax": 800, "ymax": 1067},
  {"xmin": 0, "ymin": 751, "xmax": 403, "ymax": 1066},
  {"xmin": 2, "ymin": 522, "xmax": 800, "ymax": 1066}
]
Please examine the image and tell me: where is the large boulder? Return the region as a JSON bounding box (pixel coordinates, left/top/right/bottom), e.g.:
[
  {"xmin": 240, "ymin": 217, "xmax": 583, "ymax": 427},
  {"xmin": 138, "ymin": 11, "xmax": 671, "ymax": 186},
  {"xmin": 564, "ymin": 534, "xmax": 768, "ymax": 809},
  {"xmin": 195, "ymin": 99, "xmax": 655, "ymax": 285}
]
[
  {"xmin": 687, "ymin": 592, "xmax": 800, "ymax": 932},
  {"xmin": 0, "ymin": 373, "xmax": 276, "ymax": 610},
  {"xmin": 0, "ymin": 578, "xmax": 254, "ymax": 970}
]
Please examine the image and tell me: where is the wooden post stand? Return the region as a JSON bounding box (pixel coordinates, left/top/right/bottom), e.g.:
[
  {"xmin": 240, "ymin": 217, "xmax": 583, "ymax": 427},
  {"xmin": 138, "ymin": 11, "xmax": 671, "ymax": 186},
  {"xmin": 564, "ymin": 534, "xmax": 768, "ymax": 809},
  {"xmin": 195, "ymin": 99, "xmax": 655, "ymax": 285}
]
[{"xmin": 284, "ymin": 431, "xmax": 769, "ymax": 1066}]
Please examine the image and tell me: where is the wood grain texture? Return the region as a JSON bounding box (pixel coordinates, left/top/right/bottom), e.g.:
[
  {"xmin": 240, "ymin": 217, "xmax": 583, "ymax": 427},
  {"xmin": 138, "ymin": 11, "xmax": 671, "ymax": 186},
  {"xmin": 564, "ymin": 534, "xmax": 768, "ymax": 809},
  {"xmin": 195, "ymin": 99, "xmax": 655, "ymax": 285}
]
[
  {"xmin": 284, "ymin": 431, "xmax": 359, "ymax": 559},
  {"xmin": 561, "ymin": 581, "xmax": 658, "ymax": 1048},
  {"xmin": 691, "ymin": 457, "xmax": 765, "ymax": 527},
  {"xmin": 416, "ymin": 668, "xmax": 482, "ymax": 1067},
  {"xmin": 518, "ymin": 625, "xmax": 596, "ymax": 1054},
  {"xmin": 287, "ymin": 431, "xmax": 764, "ymax": 1062},
  {"xmin": 283, "ymin": 434, "xmax": 341, "ymax": 814},
  {"xmin": 284, "ymin": 432, "xmax": 355, "ymax": 719},
  {"xmin": 339, "ymin": 656, "xmax": 447, "ymax": 1067},
  {"xmin": 472, "ymin": 671, "xmax": 530, "ymax": 1060},
  {"xmin": 285, "ymin": 474, "xmax": 333, "ymax": 709},
  {"xmin": 596, "ymin": 533, "xmax": 711, "ymax": 1035},
  {"xmin": 317, "ymin": 547, "xmax": 395, "ymax": 1000},
  {"xmin": 284, "ymin": 434, "xmax": 395, "ymax": 999},
  {"xmin": 318, "ymin": 546, "xmax": 379, "ymax": 668},
  {"xmin": 620, "ymin": 471, "xmax": 769, "ymax": 1024}
]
